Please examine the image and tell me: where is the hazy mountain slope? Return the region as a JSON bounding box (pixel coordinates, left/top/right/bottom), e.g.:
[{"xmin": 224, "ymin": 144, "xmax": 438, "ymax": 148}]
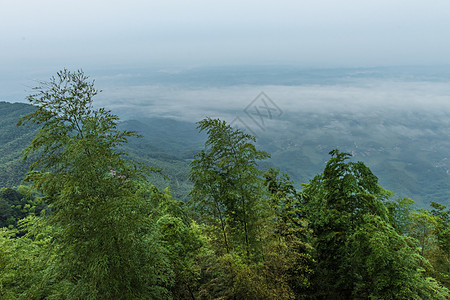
[
  {"xmin": 117, "ymin": 117, "xmax": 206, "ymax": 201},
  {"xmin": 0, "ymin": 102, "xmax": 38, "ymax": 187}
]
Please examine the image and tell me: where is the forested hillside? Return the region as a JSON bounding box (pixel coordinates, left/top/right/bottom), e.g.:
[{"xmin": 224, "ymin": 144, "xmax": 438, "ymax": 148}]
[{"xmin": 0, "ymin": 102, "xmax": 38, "ymax": 187}]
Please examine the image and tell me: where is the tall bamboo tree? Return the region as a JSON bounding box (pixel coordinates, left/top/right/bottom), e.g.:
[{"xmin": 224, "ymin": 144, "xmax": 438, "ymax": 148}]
[
  {"xmin": 189, "ymin": 118, "xmax": 269, "ymax": 258},
  {"xmin": 18, "ymin": 69, "xmax": 171, "ymax": 299}
]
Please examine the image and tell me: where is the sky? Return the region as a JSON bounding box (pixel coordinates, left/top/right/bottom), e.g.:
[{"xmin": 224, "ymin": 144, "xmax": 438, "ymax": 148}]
[{"xmin": 2, "ymin": 0, "xmax": 450, "ymax": 72}]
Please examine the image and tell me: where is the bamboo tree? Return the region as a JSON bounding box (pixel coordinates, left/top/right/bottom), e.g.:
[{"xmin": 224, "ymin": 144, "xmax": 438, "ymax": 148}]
[
  {"xmin": 18, "ymin": 69, "xmax": 171, "ymax": 299},
  {"xmin": 189, "ymin": 118, "xmax": 269, "ymax": 258},
  {"xmin": 303, "ymin": 149, "xmax": 449, "ymax": 299}
]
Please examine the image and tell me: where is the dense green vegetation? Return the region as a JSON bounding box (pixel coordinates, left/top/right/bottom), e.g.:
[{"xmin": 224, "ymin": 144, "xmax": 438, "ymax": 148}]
[{"xmin": 1, "ymin": 70, "xmax": 450, "ymax": 298}]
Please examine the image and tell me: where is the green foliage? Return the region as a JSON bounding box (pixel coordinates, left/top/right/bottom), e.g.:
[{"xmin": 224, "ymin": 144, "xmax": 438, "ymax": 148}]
[
  {"xmin": 263, "ymin": 168, "xmax": 314, "ymax": 296},
  {"xmin": 385, "ymin": 199, "xmax": 450, "ymax": 290},
  {"xmin": 302, "ymin": 149, "xmax": 450, "ymax": 299},
  {"xmin": 0, "ymin": 101, "xmax": 202, "ymax": 203},
  {"xmin": 0, "ymin": 186, "xmax": 45, "ymax": 229},
  {"xmin": 153, "ymin": 188, "xmax": 205, "ymax": 299},
  {"xmin": 422, "ymin": 202, "xmax": 450, "ymax": 288},
  {"xmin": 349, "ymin": 214, "xmax": 449, "ymax": 299},
  {"xmin": 385, "ymin": 196, "xmax": 415, "ymax": 234},
  {"xmin": 189, "ymin": 117, "xmax": 270, "ymax": 257},
  {"xmin": 189, "ymin": 119, "xmax": 317, "ymax": 299},
  {"xmin": 302, "ymin": 150, "xmax": 388, "ymax": 298},
  {"xmin": 430, "ymin": 202, "xmax": 450, "ymax": 256},
  {"xmin": 0, "ymin": 216, "xmax": 55, "ymax": 299},
  {"xmin": 15, "ymin": 69, "xmax": 172, "ymax": 299},
  {"xmin": 409, "ymin": 209, "xmax": 439, "ymax": 257},
  {"xmin": 158, "ymin": 216, "xmax": 205, "ymax": 299}
]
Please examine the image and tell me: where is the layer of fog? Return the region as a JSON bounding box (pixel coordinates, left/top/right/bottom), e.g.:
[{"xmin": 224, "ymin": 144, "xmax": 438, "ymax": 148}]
[{"xmin": 96, "ymin": 79, "xmax": 450, "ymax": 125}]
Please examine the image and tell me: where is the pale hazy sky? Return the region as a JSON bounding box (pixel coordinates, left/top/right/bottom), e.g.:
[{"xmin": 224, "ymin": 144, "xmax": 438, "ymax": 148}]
[{"xmin": 2, "ymin": 0, "xmax": 450, "ymax": 72}]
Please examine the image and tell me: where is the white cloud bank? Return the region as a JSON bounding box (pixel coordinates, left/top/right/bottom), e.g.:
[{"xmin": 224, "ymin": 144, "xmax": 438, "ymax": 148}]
[{"xmin": 95, "ymin": 79, "xmax": 450, "ymax": 122}]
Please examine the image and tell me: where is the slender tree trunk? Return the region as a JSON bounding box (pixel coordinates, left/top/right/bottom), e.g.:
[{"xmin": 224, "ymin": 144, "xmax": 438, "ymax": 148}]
[
  {"xmin": 241, "ymin": 196, "xmax": 250, "ymax": 258},
  {"xmin": 215, "ymin": 199, "xmax": 230, "ymax": 254}
]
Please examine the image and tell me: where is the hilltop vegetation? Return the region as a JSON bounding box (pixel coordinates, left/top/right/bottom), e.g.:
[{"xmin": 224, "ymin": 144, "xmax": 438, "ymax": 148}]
[{"xmin": 1, "ymin": 70, "xmax": 450, "ymax": 299}]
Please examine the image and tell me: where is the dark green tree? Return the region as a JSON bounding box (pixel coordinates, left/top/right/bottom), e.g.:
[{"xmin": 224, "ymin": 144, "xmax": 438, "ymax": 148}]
[
  {"xmin": 18, "ymin": 69, "xmax": 171, "ymax": 299},
  {"xmin": 348, "ymin": 214, "xmax": 449, "ymax": 299},
  {"xmin": 0, "ymin": 189, "xmax": 14, "ymax": 227},
  {"xmin": 263, "ymin": 168, "xmax": 314, "ymax": 297},
  {"xmin": 189, "ymin": 118, "xmax": 275, "ymax": 299},
  {"xmin": 302, "ymin": 150, "xmax": 389, "ymax": 298},
  {"xmin": 385, "ymin": 196, "xmax": 415, "ymax": 234},
  {"xmin": 430, "ymin": 202, "xmax": 450, "ymax": 256},
  {"xmin": 153, "ymin": 187, "xmax": 205, "ymax": 299},
  {"xmin": 0, "ymin": 186, "xmax": 44, "ymax": 229},
  {"xmin": 303, "ymin": 149, "xmax": 449, "ymax": 299},
  {"xmin": 427, "ymin": 202, "xmax": 450, "ymax": 288},
  {"xmin": 189, "ymin": 118, "xmax": 269, "ymax": 258}
]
